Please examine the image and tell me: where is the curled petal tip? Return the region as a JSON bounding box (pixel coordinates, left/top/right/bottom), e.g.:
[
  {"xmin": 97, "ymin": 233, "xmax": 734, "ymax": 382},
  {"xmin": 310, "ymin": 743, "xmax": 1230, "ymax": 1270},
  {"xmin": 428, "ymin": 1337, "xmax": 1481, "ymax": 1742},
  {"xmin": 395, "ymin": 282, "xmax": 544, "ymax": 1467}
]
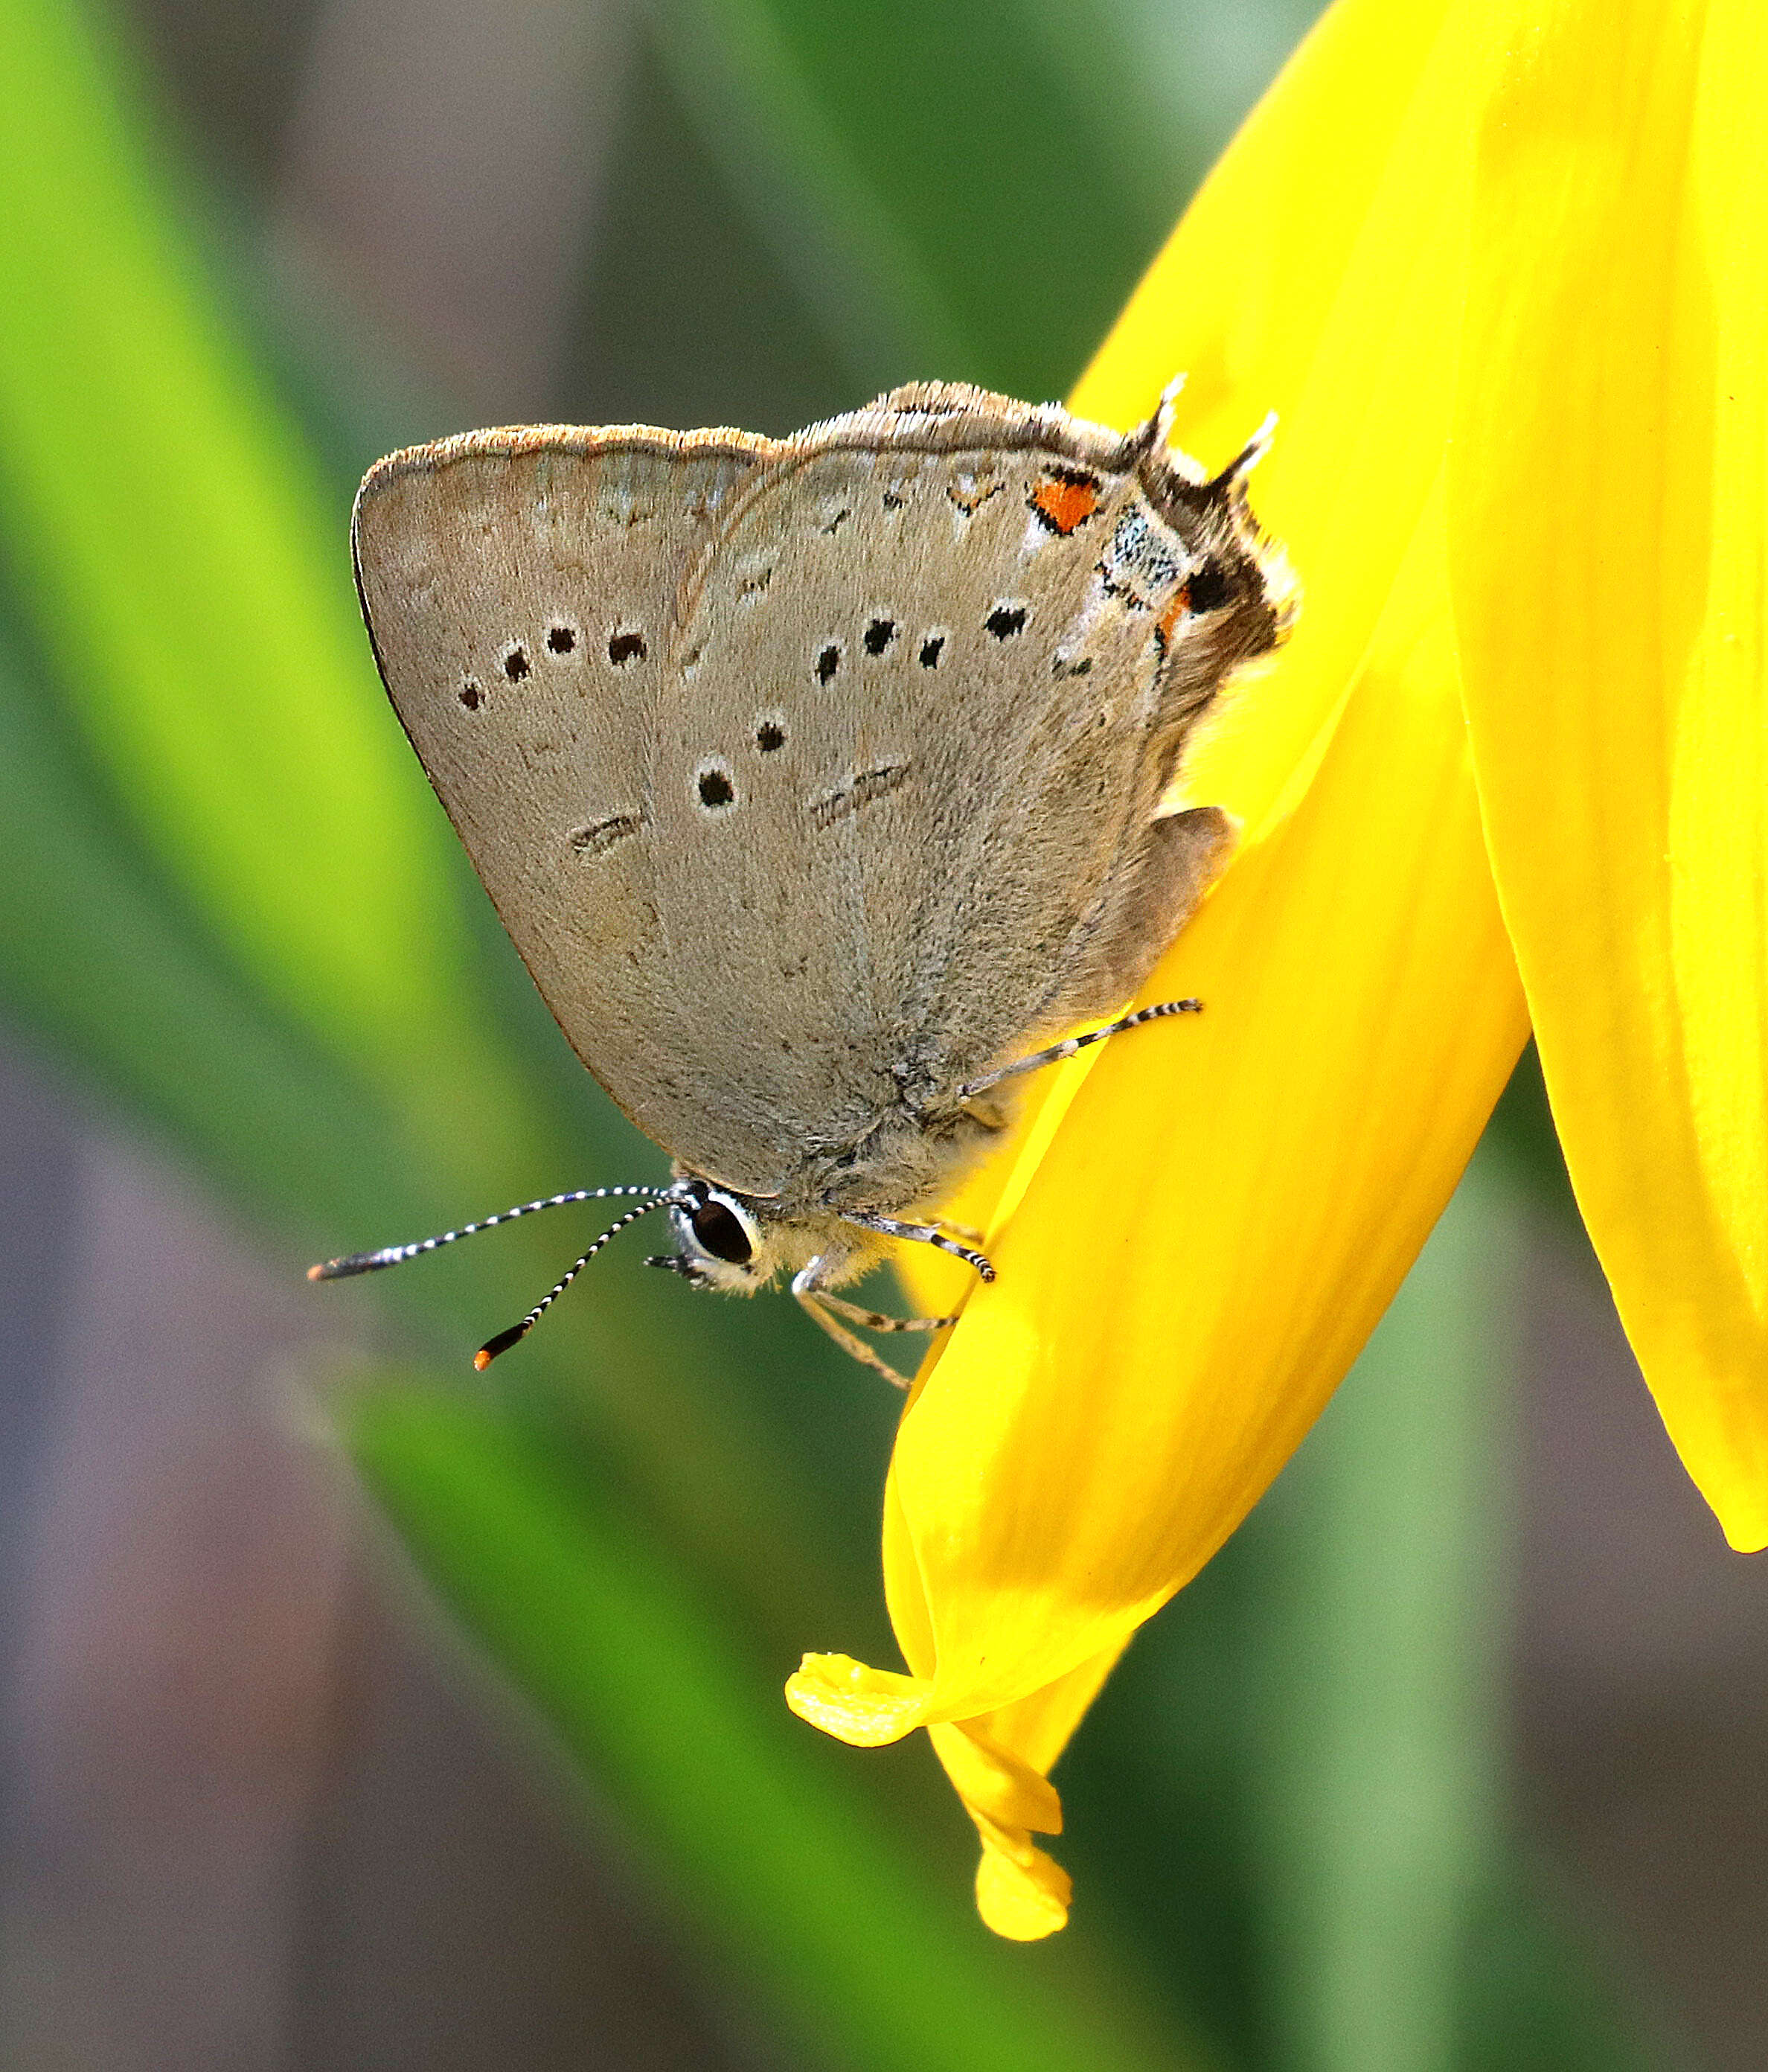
[
  {"xmin": 975, "ymin": 1836, "xmax": 1072, "ymax": 1942},
  {"xmin": 784, "ymin": 1654, "xmax": 929, "ymax": 1747}
]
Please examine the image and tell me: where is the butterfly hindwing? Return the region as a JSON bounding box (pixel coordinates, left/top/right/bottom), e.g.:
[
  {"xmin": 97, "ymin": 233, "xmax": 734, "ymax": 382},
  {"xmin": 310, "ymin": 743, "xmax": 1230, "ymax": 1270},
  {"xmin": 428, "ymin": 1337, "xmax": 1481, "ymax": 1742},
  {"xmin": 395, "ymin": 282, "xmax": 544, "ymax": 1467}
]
[
  {"xmin": 353, "ymin": 389, "xmax": 1281, "ymax": 1209},
  {"xmin": 640, "ymin": 387, "xmax": 1270, "ymax": 1197}
]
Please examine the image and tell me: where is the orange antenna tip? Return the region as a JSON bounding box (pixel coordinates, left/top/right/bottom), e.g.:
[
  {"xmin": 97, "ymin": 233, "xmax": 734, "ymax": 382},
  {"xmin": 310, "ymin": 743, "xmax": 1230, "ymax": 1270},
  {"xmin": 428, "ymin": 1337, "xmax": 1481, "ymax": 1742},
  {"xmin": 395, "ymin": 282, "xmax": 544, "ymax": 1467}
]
[{"xmin": 474, "ymin": 1320, "xmax": 529, "ymax": 1369}]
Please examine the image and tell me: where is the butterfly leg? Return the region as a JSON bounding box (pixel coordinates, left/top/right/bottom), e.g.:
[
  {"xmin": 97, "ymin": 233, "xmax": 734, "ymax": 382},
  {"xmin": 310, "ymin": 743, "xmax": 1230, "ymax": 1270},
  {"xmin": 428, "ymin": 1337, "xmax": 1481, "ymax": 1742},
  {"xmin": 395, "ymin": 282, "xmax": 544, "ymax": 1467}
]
[
  {"xmin": 958, "ymin": 997, "xmax": 1204, "ymax": 1101},
  {"xmin": 839, "ymin": 1211, "xmax": 996, "ymax": 1282},
  {"xmin": 816, "ymin": 1290, "xmax": 955, "ymax": 1334},
  {"xmin": 792, "ymin": 1263, "xmax": 913, "ymax": 1387},
  {"xmin": 791, "ymin": 1257, "xmax": 957, "ymax": 1388}
]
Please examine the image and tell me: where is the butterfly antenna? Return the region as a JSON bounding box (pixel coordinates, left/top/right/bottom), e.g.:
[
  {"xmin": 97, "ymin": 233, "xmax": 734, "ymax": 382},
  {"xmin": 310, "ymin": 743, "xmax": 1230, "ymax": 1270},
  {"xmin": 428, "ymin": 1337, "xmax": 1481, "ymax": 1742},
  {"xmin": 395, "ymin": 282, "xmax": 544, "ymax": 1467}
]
[
  {"xmin": 474, "ymin": 1195, "xmax": 672, "ymax": 1370},
  {"xmin": 307, "ymin": 1186, "xmax": 662, "ymax": 1282}
]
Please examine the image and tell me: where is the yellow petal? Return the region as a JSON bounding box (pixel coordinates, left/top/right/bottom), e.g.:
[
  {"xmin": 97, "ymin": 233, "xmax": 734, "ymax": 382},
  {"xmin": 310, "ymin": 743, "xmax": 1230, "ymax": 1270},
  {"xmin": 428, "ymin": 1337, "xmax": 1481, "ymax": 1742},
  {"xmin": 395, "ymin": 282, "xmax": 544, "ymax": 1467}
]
[
  {"xmin": 971, "ymin": 1835, "xmax": 1073, "ymax": 1944},
  {"xmin": 784, "ymin": 1654, "xmax": 929, "ymax": 1745},
  {"xmin": 929, "ymin": 1645, "xmax": 1124, "ymax": 1939},
  {"xmin": 1451, "ymin": 0, "xmax": 1768, "ymax": 1547},
  {"xmin": 813, "ymin": 482, "xmax": 1524, "ymax": 1923},
  {"xmin": 883, "ymin": 494, "xmax": 1525, "ymax": 1729},
  {"xmin": 1072, "ymin": 0, "xmax": 1489, "ymax": 837},
  {"xmin": 795, "ymin": 0, "xmax": 1534, "ymax": 1934}
]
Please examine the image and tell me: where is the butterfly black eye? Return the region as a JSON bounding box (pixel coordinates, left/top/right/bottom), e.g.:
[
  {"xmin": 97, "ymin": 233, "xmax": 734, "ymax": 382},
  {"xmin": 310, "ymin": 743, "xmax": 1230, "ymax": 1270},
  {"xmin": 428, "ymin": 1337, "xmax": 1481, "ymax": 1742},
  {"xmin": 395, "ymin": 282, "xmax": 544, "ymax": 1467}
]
[{"xmin": 691, "ymin": 1199, "xmax": 752, "ymax": 1265}]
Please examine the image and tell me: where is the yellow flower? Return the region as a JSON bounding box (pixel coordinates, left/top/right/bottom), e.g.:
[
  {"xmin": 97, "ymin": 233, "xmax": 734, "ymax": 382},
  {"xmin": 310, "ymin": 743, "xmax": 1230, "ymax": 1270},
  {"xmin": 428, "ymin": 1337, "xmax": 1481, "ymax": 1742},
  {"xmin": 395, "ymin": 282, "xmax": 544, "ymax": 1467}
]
[{"xmin": 788, "ymin": 0, "xmax": 1768, "ymax": 1939}]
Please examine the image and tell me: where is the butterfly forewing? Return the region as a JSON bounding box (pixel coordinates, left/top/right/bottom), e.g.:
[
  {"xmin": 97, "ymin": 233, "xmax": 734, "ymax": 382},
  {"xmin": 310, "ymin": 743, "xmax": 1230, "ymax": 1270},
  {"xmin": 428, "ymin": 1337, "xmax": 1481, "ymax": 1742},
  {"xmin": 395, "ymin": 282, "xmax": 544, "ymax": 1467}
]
[{"xmin": 353, "ymin": 427, "xmax": 772, "ymax": 1158}]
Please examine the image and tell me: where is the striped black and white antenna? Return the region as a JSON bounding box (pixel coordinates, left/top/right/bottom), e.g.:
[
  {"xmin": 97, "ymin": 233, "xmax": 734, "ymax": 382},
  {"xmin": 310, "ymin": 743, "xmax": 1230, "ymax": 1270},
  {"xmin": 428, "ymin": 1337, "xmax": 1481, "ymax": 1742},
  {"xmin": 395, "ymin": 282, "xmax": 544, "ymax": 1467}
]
[{"xmin": 308, "ymin": 1183, "xmax": 673, "ymax": 1368}]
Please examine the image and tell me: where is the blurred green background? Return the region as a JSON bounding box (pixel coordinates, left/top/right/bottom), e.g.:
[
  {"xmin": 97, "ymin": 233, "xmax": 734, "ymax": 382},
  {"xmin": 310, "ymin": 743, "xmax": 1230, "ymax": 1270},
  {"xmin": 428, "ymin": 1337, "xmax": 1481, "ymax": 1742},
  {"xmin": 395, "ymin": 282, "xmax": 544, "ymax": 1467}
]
[{"xmin": 0, "ymin": 0, "xmax": 1760, "ymax": 2065}]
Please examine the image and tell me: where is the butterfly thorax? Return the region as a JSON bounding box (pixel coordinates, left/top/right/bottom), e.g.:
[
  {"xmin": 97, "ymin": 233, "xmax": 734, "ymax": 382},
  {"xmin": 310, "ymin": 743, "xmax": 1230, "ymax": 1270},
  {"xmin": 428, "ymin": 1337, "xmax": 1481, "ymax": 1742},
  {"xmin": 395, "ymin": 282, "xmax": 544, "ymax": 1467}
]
[
  {"xmin": 658, "ymin": 1064, "xmax": 1006, "ymax": 1261},
  {"xmin": 795, "ymin": 1075, "xmax": 1014, "ymax": 1220}
]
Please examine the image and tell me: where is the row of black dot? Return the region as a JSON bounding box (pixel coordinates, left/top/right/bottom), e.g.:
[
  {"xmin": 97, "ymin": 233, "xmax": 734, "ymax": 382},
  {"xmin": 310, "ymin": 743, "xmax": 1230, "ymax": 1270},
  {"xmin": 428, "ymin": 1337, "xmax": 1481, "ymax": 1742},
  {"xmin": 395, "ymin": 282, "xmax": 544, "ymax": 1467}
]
[
  {"xmin": 467, "ymin": 591, "xmax": 1034, "ymax": 712},
  {"xmin": 811, "ymin": 602, "xmax": 1025, "ymax": 688},
  {"xmin": 460, "ymin": 622, "xmax": 650, "ymax": 709}
]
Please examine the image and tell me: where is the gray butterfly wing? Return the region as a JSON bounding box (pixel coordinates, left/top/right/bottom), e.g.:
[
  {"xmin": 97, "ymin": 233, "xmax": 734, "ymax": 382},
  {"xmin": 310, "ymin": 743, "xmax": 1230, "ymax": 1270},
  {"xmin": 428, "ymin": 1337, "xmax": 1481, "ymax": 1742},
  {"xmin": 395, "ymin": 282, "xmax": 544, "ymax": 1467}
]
[
  {"xmin": 641, "ymin": 384, "xmax": 1281, "ymax": 1209},
  {"xmin": 351, "ymin": 424, "xmax": 775, "ymax": 1161}
]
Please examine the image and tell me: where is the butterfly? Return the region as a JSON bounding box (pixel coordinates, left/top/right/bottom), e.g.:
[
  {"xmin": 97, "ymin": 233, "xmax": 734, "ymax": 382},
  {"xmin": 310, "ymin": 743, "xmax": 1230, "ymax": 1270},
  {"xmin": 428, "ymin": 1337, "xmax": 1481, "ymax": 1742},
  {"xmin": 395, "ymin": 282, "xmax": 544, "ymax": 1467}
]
[{"xmin": 311, "ymin": 380, "xmax": 1287, "ymax": 1381}]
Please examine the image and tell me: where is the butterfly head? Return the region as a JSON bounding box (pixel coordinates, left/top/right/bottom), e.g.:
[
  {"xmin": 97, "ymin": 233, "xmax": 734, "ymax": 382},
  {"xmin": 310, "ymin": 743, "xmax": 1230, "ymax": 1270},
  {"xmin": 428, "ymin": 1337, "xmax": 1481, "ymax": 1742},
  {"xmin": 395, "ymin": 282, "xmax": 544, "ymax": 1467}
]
[{"xmin": 647, "ymin": 1175, "xmax": 777, "ymax": 1294}]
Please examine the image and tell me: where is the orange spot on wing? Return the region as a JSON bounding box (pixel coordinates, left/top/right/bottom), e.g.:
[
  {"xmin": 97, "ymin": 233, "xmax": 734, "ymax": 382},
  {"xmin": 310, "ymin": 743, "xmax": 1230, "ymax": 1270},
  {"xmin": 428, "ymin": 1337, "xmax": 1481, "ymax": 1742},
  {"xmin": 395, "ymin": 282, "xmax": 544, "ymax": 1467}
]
[
  {"xmin": 1031, "ymin": 476, "xmax": 1098, "ymax": 535},
  {"xmin": 1157, "ymin": 581, "xmax": 1194, "ymax": 647}
]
